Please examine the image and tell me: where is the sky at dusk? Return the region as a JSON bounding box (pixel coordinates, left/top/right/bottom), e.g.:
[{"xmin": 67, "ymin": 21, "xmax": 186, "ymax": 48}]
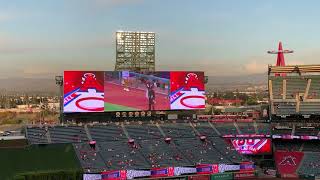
[{"xmin": 1, "ymin": 0, "xmax": 320, "ymax": 78}]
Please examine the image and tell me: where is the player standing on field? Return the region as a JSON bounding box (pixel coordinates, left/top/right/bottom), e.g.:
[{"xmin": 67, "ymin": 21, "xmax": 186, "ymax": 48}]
[{"xmin": 146, "ymin": 80, "xmax": 155, "ymax": 110}]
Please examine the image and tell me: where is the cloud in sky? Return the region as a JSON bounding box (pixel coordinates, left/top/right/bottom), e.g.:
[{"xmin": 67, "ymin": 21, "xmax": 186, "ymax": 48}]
[
  {"xmin": 68, "ymin": 0, "xmax": 144, "ymax": 12},
  {"xmin": 0, "ymin": 13, "xmax": 13, "ymax": 22},
  {"xmin": 93, "ymin": 0, "xmax": 144, "ymax": 6},
  {"xmin": 243, "ymin": 61, "xmax": 268, "ymax": 74},
  {"xmin": 2, "ymin": 0, "xmax": 320, "ymax": 79},
  {"xmin": 0, "ymin": 34, "xmax": 114, "ymax": 54},
  {"xmin": 286, "ymin": 60, "xmax": 305, "ymax": 65},
  {"xmin": 157, "ymin": 58, "xmax": 245, "ymax": 76}
]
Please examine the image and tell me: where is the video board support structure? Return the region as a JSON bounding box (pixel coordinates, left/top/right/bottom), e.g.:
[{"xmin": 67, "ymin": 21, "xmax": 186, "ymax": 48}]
[
  {"xmin": 115, "ymin": 31, "xmax": 155, "ymax": 72},
  {"xmin": 55, "ymin": 75, "xmax": 64, "ymax": 124}
]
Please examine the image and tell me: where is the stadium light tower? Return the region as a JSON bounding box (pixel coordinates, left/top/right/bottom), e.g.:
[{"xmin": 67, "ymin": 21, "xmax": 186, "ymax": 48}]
[
  {"xmin": 115, "ymin": 31, "xmax": 155, "ymax": 72},
  {"xmin": 55, "ymin": 75, "xmax": 63, "ymax": 124},
  {"xmin": 268, "ymin": 41, "xmax": 294, "ymax": 76}
]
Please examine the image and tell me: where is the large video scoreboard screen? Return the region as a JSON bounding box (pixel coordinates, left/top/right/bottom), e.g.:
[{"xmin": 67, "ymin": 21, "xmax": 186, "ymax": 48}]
[
  {"xmin": 231, "ymin": 138, "xmax": 272, "ymax": 155},
  {"xmin": 63, "ymin": 71, "xmax": 205, "ymax": 112}
]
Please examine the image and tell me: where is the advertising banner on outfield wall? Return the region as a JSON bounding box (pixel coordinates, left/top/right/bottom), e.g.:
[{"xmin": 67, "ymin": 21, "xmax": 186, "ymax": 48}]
[
  {"xmin": 240, "ymin": 162, "xmax": 255, "ymax": 171},
  {"xmin": 174, "ymin": 167, "xmax": 197, "ymax": 176},
  {"xmin": 218, "ymin": 164, "xmax": 240, "ymax": 173},
  {"xmin": 64, "ymin": 71, "xmax": 205, "ymax": 112},
  {"xmin": 233, "ymin": 171, "xmax": 255, "ymax": 179},
  {"xmin": 196, "ymin": 164, "xmax": 219, "ymax": 174},
  {"xmin": 126, "ymin": 170, "xmax": 151, "ymax": 179},
  {"xmin": 83, "ymin": 174, "xmax": 102, "ymax": 180},
  {"xmin": 101, "ymin": 170, "xmax": 126, "ymax": 180},
  {"xmin": 210, "ymin": 173, "xmax": 233, "ymax": 180},
  {"xmin": 150, "ymin": 167, "xmax": 175, "ymax": 178},
  {"xmin": 188, "ymin": 175, "xmax": 210, "ymax": 180}
]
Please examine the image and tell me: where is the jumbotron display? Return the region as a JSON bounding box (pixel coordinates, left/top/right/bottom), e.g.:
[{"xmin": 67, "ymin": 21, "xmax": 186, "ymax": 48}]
[
  {"xmin": 63, "ymin": 71, "xmax": 205, "ymax": 112},
  {"xmin": 230, "ymin": 138, "xmax": 272, "ymax": 155}
]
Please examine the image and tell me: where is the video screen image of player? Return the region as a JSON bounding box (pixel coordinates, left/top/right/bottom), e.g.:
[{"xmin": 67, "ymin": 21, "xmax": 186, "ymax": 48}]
[
  {"xmin": 104, "ymin": 71, "xmax": 170, "ymax": 111},
  {"xmin": 63, "ymin": 71, "xmax": 104, "ymax": 112}
]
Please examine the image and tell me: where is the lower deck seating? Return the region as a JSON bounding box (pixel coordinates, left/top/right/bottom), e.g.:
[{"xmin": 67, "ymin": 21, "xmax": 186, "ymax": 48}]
[
  {"xmin": 192, "ymin": 122, "xmax": 219, "ymax": 137},
  {"xmin": 174, "ymin": 138, "xmax": 231, "ymax": 164},
  {"xmin": 214, "ymin": 123, "xmax": 238, "ymax": 135},
  {"xmin": 159, "ymin": 123, "xmax": 197, "ymax": 138},
  {"xmin": 237, "ymin": 123, "xmax": 256, "ymax": 134},
  {"xmin": 26, "ymin": 122, "xmax": 266, "ymax": 172},
  {"xmin": 272, "ymin": 128, "xmax": 292, "ymax": 135},
  {"xmin": 298, "ymin": 152, "xmax": 320, "ymax": 176},
  {"xmin": 209, "ymin": 137, "xmax": 247, "ymax": 163},
  {"xmin": 274, "ymin": 141, "xmax": 302, "ymax": 151},
  {"xmin": 257, "ymin": 123, "xmax": 271, "ymax": 134},
  {"xmin": 138, "ymin": 139, "xmax": 190, "ymax": 167},
  {"xmin": 302, "ymin": 141, "xmax": 320, "ymax": 152},
  {"xmin": 73, "ymin": 143, "xmax": 106, "ymax": 173},
  {"xmin": 49, "ymin": 126, "xmax": 88, "ymax": 143},
  {"xmin": 89, "ymin": 124, "xmax": 126, "ymax": 141},
  {"xmin": 126, "ymin": 125, "xmax": 163, "ymax": 140},
  {"xmin": 98, "ymin": 141, "xmax": 150, "ymax": 170},
  {"xmin": 295, "ymin": 127, "xmax": 319, "ymax": 136},
  {"xmin": 26, "ymin": 127, "xmax": 48, "ymax": 144}
]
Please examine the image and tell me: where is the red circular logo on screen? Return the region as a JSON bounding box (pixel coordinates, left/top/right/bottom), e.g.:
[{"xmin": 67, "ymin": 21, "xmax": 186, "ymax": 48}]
[
  {"xmin": 75, "ymin": 97, "xmax": 104, "ymax": 111},
  {"xmin": 180, "ymin": 95, "xmax": 205, "ymax": 109}
]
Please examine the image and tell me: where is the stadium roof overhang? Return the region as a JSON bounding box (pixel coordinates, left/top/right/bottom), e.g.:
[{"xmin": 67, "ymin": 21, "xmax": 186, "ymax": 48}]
[{"xmin": 268, "ymin": 64, "xmax": 320, "ymax": 75}]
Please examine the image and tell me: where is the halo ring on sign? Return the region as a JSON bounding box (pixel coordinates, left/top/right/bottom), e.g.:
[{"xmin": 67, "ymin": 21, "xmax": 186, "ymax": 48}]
[
  {"xmin": 83, "ymin": 73, "xmax": 95, "ymax": 78},
  {"xmin": 180, "ymin": 95, "xmax": 205, "ymax": 109},
  {"xmin": 75, "ymin": 97, "xmax": 104, "ymax": 111}
]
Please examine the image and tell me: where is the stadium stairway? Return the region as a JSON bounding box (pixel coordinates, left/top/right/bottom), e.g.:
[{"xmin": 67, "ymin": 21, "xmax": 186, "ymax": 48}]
[
  {"xmin": 291, "ymin": 124, "xmax": 296, "ymax": 136},
  {"xmin": 253, "ymin": 121, "xmax": 259, "ymax": 134},
  {"xmin": 46, "ymin": 129, "xmax": 52, "ymax": 143},
  {"xmin": 84, "ymin": 124, "xmax": 93, "ymax": 141},
  {"xmin": 233, "ymin": 122, "xmax": 241, "ymax": 134},
  {"xmin": 208, "ymin": 121, "xmax": 221, "ymax": 136},
  {"xmin": 155, "ymin": 123, "xmax": 167, "ymax": 138},
  {"xmin": 121, "ymin": 123, "xmax": 131, "ymax": 140},
  {"xmin": 299, "ymin": 142, "xmax": 304, "ymax": 152},
  {"xmin": 189, "ymin": 122, "xmax": 201, "ymax": 136}
]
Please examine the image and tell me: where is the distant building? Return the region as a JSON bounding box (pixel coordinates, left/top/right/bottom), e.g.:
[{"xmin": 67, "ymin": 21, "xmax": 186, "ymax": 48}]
[{"xmin": 207, "ymin": 98, "xmax": 242, "ymax": 106}]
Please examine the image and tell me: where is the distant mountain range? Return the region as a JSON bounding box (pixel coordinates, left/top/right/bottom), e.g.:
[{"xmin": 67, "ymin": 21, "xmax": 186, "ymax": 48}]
[
  {"xmin": 207, "ymin": 73, "xmax": 267, "ymax": 85},
  {"xmin": 206, "ymin": 73, "xmax": 267, "ymax": 90},
  {"xmin": 0, "ymin": 73, "xmax": 267, "ymax": 94},
  {"xmin": 0, "ymin": 78, "xmax": 57, "ymax": 94}
]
